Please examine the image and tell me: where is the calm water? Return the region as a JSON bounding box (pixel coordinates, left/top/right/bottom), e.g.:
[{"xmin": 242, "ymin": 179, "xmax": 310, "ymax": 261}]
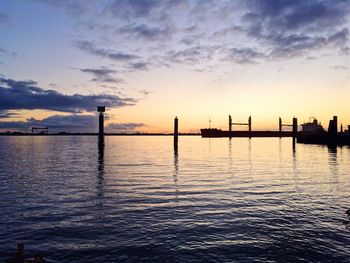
[{"xmin": 1, "ymin": 136, "xmax": 350, "ymax": 262}]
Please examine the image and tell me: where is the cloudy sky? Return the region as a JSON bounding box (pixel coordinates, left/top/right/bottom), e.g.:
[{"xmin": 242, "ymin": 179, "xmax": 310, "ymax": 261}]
[{"xmin": 0, "ymin": 0, "xmax": 349, "ymax": 132}]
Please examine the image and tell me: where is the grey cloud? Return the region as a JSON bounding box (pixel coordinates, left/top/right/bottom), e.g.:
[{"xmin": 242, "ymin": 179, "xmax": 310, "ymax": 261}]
[
  {"xmin": 35, "ymin": 0, "xmax": 93, "ymax": 16},
  {"xmin": 107, "ymin": 122, "xmax": 146, "ymax": 131},
  {"xmin": 80, "ymin": 67, "xmax": 124, "ymax": 83},
  {"xmin": 118, "ymin": 23, "xmax": 174, "ymax": 41},
  {"xmin": 244, "ymin": 0, "xmax": 349, "ymax": 33},
  {"xmin": 212, "ymin": 26, "xmax": 244, "ymax": 38},
  {"xmin": 127, "ymin": 62, "xmax": 148, "ymax": 71},
  {"xmin": 332, "ymin": 65, "xmax": 349, "ymax": 71},
  {"xmin": 27, "ymin": 114, "xmax": 97, "ymax": 129},
  {"xmin": 0, "ymin": 76, "xmax": 136, "ymax": 113},
  {"xmin": 242, "ymin": 0, "xmax": 350, "ymax": 58},
  {"xmin": 166, "ymin": 45, "xmax": 217, "ymax": 65},
  {"xmin": 75, "ymin": 41, "xmax": 139, "ymax": 61},
  {"xmin": 225, "ymin": 48, "xmax": 265, "ymax": 64},
  {"xmin": 268, "ymin": 28, "xmax": 349, "ymax": 58},
  {"xmin": 137, "ymin": 89, "xmax": 153, "ymax": 99},
  {"xmin": 0, "ymin": 114, "xmax": 146, "ymax": 132},
  {"xmin": 0, "ymin": 114, "xmax": 97, "ymax": 132},
  {"xmin": 107, "ymin": 0, "xmax": 187, "ymax": 20}
]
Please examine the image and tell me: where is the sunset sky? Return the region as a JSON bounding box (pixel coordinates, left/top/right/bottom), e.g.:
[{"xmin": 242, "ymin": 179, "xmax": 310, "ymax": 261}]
[{"xmin": 0, "ymin": 0, "xmax": 349, "ymax": 133}]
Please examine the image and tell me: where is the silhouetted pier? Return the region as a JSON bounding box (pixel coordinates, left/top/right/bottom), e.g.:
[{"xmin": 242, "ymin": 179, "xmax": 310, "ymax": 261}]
[{"xmin": 201, "ymin": 116, "xmax": 298, "ymax": 138}]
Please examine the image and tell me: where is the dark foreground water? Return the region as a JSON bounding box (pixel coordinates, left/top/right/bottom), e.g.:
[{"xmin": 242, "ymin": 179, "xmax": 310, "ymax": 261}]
[{"xmin": 0, "ymin": 136, "xmax": 350, "ymax": 262}]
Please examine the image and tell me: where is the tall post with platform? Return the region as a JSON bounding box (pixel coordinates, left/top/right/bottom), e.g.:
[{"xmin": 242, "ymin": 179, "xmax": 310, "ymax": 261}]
[{"xmin": 97, "ymin": 106, "xmax": 105, "ymax": 144}]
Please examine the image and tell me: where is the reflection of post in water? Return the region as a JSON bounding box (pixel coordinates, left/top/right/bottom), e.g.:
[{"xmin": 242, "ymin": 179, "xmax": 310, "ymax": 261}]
[
  {"xmin": 328, "ymin": 145, "xmax": 338, "ymax": 192},
  {"xmin": 173, "ymin": 116, "xmax": 179, "ymax": 192},
  {"xmin": 292, "ymin": 117, "xmax": 297, "ymax": 151},
  {"xmin": 248, "ymin": 138, "xmax": 252, "ymax": 176},
  {"xmin": 292, "ymin": 137, "xmax": 296, "ymax": 153},
  {"xmin": 174, "ymin": 116, "xmax": 178, "ymax": 149},
  {"xmin": 97, "ymin": 136, "xmax": 105, "ymax": 197},
  {"xmin": 292, "ymin": 141, "xmax": 299, "ymax": 191},
  {"xmin": 98, "ymin": 136, "xmax": 104, "ymax": 168},
  {"xmin": 172, "ymin": 136, "xmax": 180, "ymax": 263},
  {"xmin": 173, "ymin": 143, "xmax": 178, "ymax": 188},
  {"xmin": 228, "ymin": 138, "xmax": 233, "ymax": 179}
]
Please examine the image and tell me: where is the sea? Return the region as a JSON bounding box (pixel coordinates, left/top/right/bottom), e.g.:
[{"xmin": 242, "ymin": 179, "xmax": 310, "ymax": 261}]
[{"xmin": 0, "ymin": 136, "xmax": 350, "ymax": 262}]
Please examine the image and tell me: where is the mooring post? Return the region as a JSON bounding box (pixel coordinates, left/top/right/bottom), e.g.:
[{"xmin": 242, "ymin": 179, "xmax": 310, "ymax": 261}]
[
  {"xmin": 278, "ymin": 117, "xmax": 282, "ymax": 138},
  {"xmin": 97, "ymin": 106, "xmax": 105, "ymax": 138},
  {"xmin": 229, "ymin": 115, "xmax": 232, "ymax": 138},
  {"xmin": 279, "ymin": 117, "xmax": 282, "ymax": 133},
  {"xmin": 292, "ymin": 117, "xmax": 298, "ymax": 147},
  {"xmin": 248, "ymin": 116, "xmax": 252, "ymax": 138},
  {"xmin": 99, "ymin": 113, "xmax": 104, "ymax": 136},
  {"xmin": 174, "ymin": 116, "xmax": 178, "ymax": 148},
  {"xmin": 292, "ymin": 117, "xmax": 298, "ymax": 139}
]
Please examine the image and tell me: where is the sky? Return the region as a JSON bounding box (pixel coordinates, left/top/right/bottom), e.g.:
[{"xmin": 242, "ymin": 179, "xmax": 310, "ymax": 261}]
[{"xmin": 0, "ymin": 0, "xmax": 349, "ymax": 133}]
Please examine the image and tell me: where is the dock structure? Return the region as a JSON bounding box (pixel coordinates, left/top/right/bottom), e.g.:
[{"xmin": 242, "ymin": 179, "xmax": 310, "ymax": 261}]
[
  {"xmin": 201, "ymin": 116, "xmax": 298, "ymax": 138},
  {"xmin": 229, "ymin": 115, "xmax": 252, "ymax": 138},
  {"xmin": 279, "ymin": 117, "xmax": 292, "ymax": 132}
]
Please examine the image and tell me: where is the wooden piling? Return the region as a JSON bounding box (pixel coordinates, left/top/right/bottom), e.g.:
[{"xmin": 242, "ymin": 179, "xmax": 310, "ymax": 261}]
[
  {"xmin": 248, "ymin": 116, "xmax": 252, "ymax": 138},
  {"xmin": 174, "ymin": 116, "xmax": 178, "ymax": 148},
  {"xmin": 292, "ymin": 117, "xmax": 298, "ymax": 138}
]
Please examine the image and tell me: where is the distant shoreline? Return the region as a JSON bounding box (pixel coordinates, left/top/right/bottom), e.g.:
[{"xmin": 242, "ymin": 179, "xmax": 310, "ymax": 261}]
[{"xmin": 0, "ymin": 133, "xmax": 201, "ymax": 136}]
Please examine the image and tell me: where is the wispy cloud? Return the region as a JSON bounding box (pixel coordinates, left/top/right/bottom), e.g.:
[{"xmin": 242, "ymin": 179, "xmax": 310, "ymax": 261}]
[
  {"xmin": 80, "ymin": 67, "xmax": 124, "ymax": 83},
  {"xmin": 0, "ymin": 47, "xmax": 18, "ymax": 57},
  {"xmin": 331, "ymin": 65, "xmax": 349, "ymax": 71},
  {"xmin": 107, "ymin": 122, "xmax": 146, "ymax": 131},
  {"xmin": 75, "ymin": 40, "xmax": 140, "ymax": 61},
  {"xmin": 118, "ymin": 23, "xmax": 174, "ymax": 41},
  {"xmin": 224, "ymin": 47, "xmax": 265, "ymax": 64}
]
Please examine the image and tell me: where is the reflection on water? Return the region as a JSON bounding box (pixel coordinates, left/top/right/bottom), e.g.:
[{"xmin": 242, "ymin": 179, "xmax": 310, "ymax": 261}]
[
  {"xmin": 328, "ymin": 146, "xmax": 339, "ymax": 193},
  {"xmin": 0, "ymin": 136, "xmax": 350, "ymax": 262},
  {"xmin": 173, "ymin": 138, "xmax": 179, "ymax": 198},
  {"xmin": 97, "ymin": 136, "xmax": 105, "ymax": 198}
]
